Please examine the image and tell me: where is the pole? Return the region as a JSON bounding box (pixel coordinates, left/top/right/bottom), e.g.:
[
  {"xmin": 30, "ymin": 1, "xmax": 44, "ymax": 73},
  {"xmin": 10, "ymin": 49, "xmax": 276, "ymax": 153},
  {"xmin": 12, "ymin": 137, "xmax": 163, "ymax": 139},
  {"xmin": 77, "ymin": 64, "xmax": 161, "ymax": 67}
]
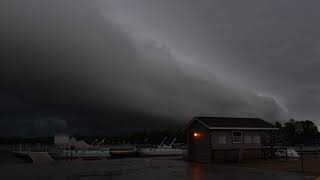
[
  {"xmin": 285, "ymin": 147, "xmax": 288, "ymax": 160},
  {"xmin": 300, "ymin": 144, "xmax": 304, "ymax": 173},
  {"xmin": 270, "ymin": 130, "xmax": 274, "ymax": 159},
  {"xmin": 295, "ymin": 123, "xmax": 304, "ymax": 173}
]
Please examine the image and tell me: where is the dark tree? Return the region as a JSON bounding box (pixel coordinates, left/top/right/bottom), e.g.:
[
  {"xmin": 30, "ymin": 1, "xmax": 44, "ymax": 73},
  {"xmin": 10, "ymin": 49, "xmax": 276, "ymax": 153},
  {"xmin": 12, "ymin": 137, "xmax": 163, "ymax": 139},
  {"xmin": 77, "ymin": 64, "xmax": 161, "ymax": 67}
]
[{"xmin": 279, "ymin": 119, "xmax": 320, "ymax": 145}]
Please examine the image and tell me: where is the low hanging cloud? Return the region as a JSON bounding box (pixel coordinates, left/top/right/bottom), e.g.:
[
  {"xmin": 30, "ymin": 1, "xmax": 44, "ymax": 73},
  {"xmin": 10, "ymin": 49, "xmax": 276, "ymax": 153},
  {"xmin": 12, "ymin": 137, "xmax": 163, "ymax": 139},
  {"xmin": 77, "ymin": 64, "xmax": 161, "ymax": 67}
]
[
  {"xmin": 106, "ymin": 0, "xmax": 320, "ymax": 122},
  {"xmin": 0, "ymin": 0, "xmax": 288, "ymax": 136}
]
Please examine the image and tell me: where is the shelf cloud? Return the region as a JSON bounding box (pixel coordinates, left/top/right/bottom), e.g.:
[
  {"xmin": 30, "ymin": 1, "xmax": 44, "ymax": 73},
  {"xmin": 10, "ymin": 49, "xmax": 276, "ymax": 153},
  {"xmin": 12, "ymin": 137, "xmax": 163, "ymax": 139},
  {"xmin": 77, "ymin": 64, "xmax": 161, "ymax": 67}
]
[{"xmin": 0, "ymin": 0, "xmax": 304, "ymax": 136}]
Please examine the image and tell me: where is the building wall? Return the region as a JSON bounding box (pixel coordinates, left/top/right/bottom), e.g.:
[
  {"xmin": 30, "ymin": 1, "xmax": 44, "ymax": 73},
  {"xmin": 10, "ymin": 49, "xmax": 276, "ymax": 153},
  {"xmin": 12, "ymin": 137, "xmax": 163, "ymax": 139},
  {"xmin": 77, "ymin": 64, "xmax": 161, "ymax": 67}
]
[
  {"xmin": 210, "ymin": 130, "xmax": 271, "ymax": 162},
  {"xmin": 211, "ymin": 130, "xmax": 263, "ymax": 149},
  {"xmin": 187, "ymin": 121, "xmax": 212, "ymax": 163},
  {"xmin": 187, "ymin": 121, "xmax": 273, "ymax": 163}
]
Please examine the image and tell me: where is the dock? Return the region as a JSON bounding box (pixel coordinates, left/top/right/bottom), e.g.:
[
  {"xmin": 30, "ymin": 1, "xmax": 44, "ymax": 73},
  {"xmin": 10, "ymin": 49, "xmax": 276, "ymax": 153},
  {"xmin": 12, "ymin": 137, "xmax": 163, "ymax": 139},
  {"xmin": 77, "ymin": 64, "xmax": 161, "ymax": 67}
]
[{"xmin": 12, "ymin": 151, "xmax": 54, "ymax": 164}]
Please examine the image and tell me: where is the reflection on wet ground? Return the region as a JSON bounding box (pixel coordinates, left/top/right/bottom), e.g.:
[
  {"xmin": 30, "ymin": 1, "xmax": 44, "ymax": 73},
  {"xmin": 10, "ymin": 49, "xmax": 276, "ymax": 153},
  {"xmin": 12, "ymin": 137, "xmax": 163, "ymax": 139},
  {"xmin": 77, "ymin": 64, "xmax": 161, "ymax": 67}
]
[{"xmin": 0, "ymin": 157, "xmax": 314, "ymax": 180}]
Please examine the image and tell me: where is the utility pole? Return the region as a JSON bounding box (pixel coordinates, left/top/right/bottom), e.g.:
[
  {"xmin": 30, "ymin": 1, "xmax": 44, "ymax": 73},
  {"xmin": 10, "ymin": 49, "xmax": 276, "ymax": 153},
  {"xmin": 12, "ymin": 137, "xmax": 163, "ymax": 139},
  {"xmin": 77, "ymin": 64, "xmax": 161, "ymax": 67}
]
[
  {"xmin": 295, "ymin": 123, "xmax": 304, "ymax": 173},
  {"xmin": 299, "ymin": 143, "xmax": 304, "ymax": 173}
]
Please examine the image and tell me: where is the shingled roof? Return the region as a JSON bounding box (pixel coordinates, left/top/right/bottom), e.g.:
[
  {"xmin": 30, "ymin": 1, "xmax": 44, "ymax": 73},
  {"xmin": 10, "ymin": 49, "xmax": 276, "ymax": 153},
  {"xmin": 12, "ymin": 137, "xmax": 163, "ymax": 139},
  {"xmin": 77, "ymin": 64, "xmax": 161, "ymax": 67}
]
[{"xmin": 193, "ymin": 117, "xmax": 277, "ymax": 130}]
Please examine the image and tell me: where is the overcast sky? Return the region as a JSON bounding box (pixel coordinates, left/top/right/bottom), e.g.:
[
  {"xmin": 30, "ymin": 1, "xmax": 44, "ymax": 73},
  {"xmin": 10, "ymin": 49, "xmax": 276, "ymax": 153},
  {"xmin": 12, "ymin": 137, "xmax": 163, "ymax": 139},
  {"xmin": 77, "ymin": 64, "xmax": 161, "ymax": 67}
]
[{"xmin": 0, "ymin": 0, "xmax": 319, "ymax": 136}]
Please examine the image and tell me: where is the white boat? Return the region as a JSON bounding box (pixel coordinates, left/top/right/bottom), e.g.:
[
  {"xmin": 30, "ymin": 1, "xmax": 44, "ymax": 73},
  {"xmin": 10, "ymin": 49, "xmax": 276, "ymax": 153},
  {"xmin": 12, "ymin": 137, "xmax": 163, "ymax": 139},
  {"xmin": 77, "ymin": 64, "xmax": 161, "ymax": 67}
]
[
  {"xmin": 138, "ymin": 138, "xmax": 183, "ymax": 156},
  {"xmin": 109, "ymin": 145, "xmax": 137, "ymax": 156},
  {"xmin": 50, "ymin": 148, "xmax": 111, "ymax": 160},
  {"xmin": 50, "ymin": 134, "xmax": 111, "ymax": 160},
  {"xmin": 139, "ymin": 146, "xmax": 183, "ymax": 156}
]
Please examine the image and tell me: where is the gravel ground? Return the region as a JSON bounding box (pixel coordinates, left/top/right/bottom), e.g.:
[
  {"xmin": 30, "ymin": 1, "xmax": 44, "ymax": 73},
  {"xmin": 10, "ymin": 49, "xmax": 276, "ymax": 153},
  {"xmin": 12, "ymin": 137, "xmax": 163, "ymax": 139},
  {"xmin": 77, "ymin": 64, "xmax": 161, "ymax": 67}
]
[{"xmin": 0, "ymin": 157, "xmax": 315, "ymax": 180}]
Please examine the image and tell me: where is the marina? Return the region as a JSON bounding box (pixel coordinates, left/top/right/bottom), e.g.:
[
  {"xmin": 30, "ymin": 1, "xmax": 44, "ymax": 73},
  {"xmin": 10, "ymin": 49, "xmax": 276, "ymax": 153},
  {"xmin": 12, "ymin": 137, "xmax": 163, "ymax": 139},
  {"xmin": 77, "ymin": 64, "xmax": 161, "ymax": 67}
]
[
  {"xmin": 138, "ymin": 138, "xmax": 185, "ymax": 156},
  {"xmin": 11, "ymin": 134, "xmax": 185, "ymax": 163}
]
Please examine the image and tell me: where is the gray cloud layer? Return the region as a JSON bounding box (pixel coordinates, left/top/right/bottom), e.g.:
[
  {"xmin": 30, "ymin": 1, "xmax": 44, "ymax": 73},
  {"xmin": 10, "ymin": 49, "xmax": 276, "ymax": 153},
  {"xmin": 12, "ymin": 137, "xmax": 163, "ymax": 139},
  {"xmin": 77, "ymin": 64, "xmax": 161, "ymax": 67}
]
[
  {"xmin": 0, "ymin": 0, "xmax": 294, "ymax": 135},
  {"xmin": 107, "ymin": 0, "xmax": 320, "ymax": 121}
]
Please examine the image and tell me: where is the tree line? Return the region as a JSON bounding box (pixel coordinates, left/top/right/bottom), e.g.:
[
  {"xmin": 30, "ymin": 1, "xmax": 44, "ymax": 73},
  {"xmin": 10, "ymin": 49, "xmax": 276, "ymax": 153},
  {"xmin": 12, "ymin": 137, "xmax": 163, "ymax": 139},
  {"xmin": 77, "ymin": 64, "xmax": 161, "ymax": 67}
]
[
  {"xmin": 0, "ymin": 128, "xmax": 185, "ymax": 145},
  {"xmin": 275, "ymin": 119, "xmax": 320, "ymax": 145}
]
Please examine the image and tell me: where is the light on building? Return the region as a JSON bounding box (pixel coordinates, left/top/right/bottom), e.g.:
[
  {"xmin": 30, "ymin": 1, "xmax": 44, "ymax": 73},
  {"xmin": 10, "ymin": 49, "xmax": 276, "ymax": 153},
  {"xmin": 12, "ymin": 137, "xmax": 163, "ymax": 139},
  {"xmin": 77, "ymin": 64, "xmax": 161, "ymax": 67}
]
[{"xmin": 193, "ymin": 132, "xmax": 201, "ymax": 138}]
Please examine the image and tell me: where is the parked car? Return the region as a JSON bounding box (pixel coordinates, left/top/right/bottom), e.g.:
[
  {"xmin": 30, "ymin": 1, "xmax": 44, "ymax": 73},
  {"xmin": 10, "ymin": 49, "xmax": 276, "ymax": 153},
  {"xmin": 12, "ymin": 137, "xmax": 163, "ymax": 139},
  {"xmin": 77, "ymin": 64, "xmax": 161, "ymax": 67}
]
[{"xmin": 275, "ymin": 148, "xmax": 300, "ymax": 158}]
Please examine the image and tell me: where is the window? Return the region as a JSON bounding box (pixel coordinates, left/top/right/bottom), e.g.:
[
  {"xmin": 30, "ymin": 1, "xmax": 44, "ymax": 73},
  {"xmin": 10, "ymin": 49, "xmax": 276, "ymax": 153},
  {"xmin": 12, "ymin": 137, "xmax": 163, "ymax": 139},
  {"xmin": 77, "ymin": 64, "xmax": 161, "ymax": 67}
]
[
  {"xmin": 232, "ymin": 131, "xmax": 242, "ymax": 143},
  {"xmin": 253, "ymin": 135, "xmax": 261, "ymax": 144},
  {"xmin": 218, "ymin": 135, "xmax": 226, "ymax": 144},
  {"xmin": 244, "ymin": 135, "xmax": 252, "ymax": 144}
]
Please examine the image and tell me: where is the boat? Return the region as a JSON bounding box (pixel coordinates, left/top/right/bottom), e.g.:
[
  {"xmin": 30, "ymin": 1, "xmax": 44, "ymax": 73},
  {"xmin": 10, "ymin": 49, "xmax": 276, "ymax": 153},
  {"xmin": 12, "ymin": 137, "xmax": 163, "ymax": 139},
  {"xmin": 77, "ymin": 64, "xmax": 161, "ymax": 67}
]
[
  {"xmin": 138, "ymin": 137, "xmax": 183, "ymax": 156},
  {"xmin": 109, "ymin": 144, "xmax": 137, "ymax": 157},
  {"xmin": 93, "ymin": 138, "xmax": 137, "ymax": 157},
  {"xmin": 50, "ymin": 148, "xmax": 111, "ymax": 160},
  {"xmin": 49, "ymin": 134, "xmax": 111, "ymax": 160}
]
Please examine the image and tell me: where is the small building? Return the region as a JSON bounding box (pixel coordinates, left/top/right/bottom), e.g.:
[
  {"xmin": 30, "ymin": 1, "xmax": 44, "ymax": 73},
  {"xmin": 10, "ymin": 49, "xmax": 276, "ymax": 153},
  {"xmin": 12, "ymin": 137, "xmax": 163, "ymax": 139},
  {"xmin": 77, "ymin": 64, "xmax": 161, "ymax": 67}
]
[{"xmin": 186, "ymin": 117, "xmax": 278, "ymax": 163}]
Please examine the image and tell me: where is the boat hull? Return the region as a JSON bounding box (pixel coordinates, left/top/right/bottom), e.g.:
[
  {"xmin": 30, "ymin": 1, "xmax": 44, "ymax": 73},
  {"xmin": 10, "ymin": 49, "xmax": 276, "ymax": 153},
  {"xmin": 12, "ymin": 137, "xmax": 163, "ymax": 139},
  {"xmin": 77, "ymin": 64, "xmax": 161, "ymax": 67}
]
[
  {"xmin": 138, "ymin": 148, "xmax": 183, "ymax": 156},
  {"xmin": 50, "ymin": 149, "xmax": 111, "ymax": 160}
]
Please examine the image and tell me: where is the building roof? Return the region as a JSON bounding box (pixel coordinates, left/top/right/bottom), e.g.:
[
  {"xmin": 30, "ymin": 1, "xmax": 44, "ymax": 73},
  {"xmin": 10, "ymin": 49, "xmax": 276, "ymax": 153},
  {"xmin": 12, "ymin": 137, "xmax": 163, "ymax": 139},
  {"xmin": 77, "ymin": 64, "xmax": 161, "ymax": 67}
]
[{"xmin": 193, "ymin": 117, "xmax": 278, "ymax": 130}]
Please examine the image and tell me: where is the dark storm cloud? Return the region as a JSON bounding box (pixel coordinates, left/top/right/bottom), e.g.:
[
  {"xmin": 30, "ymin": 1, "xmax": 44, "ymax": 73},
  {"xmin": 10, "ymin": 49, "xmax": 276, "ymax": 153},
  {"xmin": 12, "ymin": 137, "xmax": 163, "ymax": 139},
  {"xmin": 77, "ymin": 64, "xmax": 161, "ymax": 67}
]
[
  {"xmin": 0, "ymin": 1, "xmax": 288, "ymax": 135},
  {"xmin": 107, "ymin": 0, "xmax": 320, "ymax": 122}
]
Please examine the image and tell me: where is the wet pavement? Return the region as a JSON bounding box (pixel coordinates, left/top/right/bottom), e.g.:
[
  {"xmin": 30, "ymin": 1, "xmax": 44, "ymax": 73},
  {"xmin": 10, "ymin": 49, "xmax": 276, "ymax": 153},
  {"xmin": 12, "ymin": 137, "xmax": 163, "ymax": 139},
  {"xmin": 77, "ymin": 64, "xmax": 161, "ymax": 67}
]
[{"xmin": 0, "ymin": 157, "xmax": 315, "ymax": 180}]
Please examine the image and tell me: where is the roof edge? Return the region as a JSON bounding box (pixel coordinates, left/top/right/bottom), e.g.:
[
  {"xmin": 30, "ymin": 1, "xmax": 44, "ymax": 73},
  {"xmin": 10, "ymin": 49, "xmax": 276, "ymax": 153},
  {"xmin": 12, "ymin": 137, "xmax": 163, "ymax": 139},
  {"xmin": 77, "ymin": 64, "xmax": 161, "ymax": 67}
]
[
  {"xmin": 196, "ymin": 119, "xmax": 211, "ymax": 129},
  {"xmin": 208, "ymin": 127, "xmax": 278, "ymax": 130},
  {"xmin": 194, "ymin": 117, "xmax": 277, "ymax": 130}
]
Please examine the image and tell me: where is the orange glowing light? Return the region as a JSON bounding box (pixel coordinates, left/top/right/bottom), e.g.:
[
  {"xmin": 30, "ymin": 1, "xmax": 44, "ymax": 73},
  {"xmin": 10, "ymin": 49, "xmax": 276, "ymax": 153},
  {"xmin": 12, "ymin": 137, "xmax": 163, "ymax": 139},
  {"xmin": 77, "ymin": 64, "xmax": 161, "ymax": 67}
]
[{"xmin": 193, "ymin": 132, "xmax": 201, "ymax": 137}]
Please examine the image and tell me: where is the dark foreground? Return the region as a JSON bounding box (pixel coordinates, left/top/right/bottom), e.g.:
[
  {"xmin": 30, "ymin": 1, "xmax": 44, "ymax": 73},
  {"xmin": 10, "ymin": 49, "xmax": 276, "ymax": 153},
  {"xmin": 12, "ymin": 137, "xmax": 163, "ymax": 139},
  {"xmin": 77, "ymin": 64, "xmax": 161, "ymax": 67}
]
[{"xmin": 0, "ymin": 157, "xmax": 315, "ymax": 180}]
